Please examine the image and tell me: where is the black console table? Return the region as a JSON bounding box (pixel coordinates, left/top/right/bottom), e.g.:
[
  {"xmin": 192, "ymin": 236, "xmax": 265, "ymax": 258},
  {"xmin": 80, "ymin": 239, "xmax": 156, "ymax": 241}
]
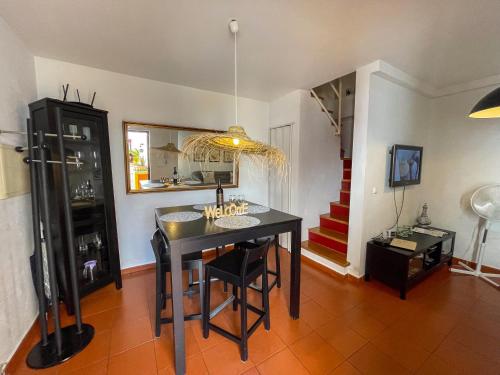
[{"xmin": 364, "ymin": 227, "xmax": 455, "ymax": 299}]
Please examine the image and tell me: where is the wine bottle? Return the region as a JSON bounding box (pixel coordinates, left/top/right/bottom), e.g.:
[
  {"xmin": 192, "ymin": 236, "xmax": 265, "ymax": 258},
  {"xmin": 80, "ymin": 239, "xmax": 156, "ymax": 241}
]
[
  {"xmin": 173, "ymin": 167, "xmax": 178, "ymax": 185},
  {"xmin": 216, "ymin": 179, "xmax": 224, "ymax": 208}
]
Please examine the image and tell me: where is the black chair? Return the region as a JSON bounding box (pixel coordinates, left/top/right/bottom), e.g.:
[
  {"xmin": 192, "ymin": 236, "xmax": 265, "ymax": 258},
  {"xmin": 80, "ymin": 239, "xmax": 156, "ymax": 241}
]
[
  {"xmin": 203, "ymin": 240, "xmax": 271, "ymax": 361},
  {"xmin": 235, "ymin": 234, "xmax": 281, "ymax": 291},
  {"xmin": 150, "ymin": 228, "xmax": 203, "ymax": 337}
]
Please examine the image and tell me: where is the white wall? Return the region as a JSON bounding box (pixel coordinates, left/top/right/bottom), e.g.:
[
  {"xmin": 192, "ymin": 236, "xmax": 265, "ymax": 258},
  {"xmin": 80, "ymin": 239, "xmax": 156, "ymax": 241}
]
[
  {"xmin": 35, "ymin": 57, "xmax": 270, "ymax": 269},
  {"xmin": 269, "ymin": 90, "xmax": 342, "ymax": 240},
  {"xmin": 0, "ymin": 17, "xmax": 38, "ymax": 365},
  {"xmin": 425, "ymin": 85, "xmax": 500, "ymax": 269},
  {"xmin": 348, "ymin": 70, "xmax": 432, "ymax": 276},
  {"xmin": 298, "ymin": 91, "xmax": 342, "ymax": 239},
  {"xmin": 363, "ymin": 74, "xmax": 432, "ymax": 235}
]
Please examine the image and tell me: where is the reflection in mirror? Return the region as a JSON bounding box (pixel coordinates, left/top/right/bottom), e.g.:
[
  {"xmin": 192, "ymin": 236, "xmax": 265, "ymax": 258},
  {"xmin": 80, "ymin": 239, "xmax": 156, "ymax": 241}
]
[{"xmin": 124, "ymin": 122, "xmax": 239, "ymax": 193}]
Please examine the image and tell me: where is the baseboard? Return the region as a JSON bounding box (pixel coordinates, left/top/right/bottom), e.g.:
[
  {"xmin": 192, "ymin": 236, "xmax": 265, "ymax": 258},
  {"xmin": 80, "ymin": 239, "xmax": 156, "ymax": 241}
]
[
  {"xmin": 121, "ymin": 262, "xmax": 155, "ymax": 276},
  {"xmin": 451, "ymin": 257, "xmax": 500, "ymax": 274},
  {"xmin": 346, "ymin": 273, "xmax": 363, "ymax": 283},
  {"xmin": 301, "ymin": 251, "xmax": 362, "ymax": 283}
]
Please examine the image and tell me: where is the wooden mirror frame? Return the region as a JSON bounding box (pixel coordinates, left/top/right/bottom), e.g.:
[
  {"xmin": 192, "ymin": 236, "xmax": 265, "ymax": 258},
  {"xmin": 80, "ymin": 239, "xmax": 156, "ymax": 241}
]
[{"xmin": 123, "ymin": 121, "xmax": 239, "ymax": 194}]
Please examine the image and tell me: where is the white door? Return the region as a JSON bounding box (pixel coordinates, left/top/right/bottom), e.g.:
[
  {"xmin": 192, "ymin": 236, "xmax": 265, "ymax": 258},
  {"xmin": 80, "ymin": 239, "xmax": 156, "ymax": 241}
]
[{"xmin": 269, "ymin": 124, "xmax": 292, "ymax": 249}]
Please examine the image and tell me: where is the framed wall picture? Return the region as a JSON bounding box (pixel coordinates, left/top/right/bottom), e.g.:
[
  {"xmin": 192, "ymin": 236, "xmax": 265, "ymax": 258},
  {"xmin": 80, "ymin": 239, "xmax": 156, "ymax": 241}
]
[
  {"xmin": 209, "ymin": 149, "xmax": 221, "ymax": 162},
  {"xmin": 223, "ymin": 151, "xmax": 234, "ymax": 163},
  {"xmin": 193, "ymin": 146, "xmax": 206, "ymax": 162}
]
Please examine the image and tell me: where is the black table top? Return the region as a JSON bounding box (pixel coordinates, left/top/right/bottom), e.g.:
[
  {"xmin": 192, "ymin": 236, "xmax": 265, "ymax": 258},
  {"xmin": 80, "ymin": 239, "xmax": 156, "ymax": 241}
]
[
  {"xmin": 368, "ymin": 227, "xmax": 456, "ymax": 257},
  {"xmin": 155, "ymin": 202, "xmax": 302, "ymax": 244}
]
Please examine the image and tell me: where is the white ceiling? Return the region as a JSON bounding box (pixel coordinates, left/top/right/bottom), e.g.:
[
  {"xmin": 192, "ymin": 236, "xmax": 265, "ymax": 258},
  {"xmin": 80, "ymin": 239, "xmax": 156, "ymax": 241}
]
[{"xmin": 1, "ymin": 0, "xmax": 500, "ymax": 101}]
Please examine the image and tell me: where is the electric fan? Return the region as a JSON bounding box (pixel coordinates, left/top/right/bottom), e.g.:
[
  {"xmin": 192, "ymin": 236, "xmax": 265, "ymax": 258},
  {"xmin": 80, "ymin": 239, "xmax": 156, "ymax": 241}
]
[{"xmin": 450, "ymin": 184, "xmax": 500, "ymax": 287}]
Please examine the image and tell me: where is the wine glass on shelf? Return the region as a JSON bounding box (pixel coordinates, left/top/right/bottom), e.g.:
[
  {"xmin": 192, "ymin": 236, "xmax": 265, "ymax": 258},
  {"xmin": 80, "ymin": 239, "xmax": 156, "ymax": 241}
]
[
  {"xmin": 73, "ymin": 186, "xmax": 81, "ymax": 200},
  {"xmin": 94, "ymin": 233, "xmax": 102, "ymax": 249},
  {"xmin": 78, "ymin": 236, "xmax": 88, "ymax": 254},
  {"xmin": 75, "ymin": 151, "xmax": 83, "ymax": 170}
]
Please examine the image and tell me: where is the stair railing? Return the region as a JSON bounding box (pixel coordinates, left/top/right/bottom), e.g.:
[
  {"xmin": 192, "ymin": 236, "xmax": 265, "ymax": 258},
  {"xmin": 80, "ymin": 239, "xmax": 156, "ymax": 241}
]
[
  {"xmin": 329, "ymin": 80, "xmax": 342, "ymax": 135},
  {"xmin": 310, "ymin": 88, "xmax": 340, "ymax": 134}
]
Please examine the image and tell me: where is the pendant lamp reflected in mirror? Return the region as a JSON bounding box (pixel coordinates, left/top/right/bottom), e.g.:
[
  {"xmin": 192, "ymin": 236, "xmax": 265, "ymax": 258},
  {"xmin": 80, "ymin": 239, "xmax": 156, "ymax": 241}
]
[
  {"xmin": 153, "ymin": 143, "xmax": 181, "ymax": 153},
  {"xmin": 153, "ymin": 130, "xmax": 182, "ymax": 153}
]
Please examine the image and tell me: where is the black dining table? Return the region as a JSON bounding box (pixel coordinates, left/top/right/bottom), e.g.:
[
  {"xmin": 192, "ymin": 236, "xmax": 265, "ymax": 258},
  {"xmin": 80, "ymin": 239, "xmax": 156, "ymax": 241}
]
[{"xmin": 155, "ymin": 202, "xmax": 302, "ymax": 375}]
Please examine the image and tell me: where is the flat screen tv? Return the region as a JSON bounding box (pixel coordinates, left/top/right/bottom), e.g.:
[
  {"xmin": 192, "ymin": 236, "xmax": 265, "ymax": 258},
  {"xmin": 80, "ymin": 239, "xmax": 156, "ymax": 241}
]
[{"xmin": 389, "ymin": 144, "xmax": 423, "ymax": 187}]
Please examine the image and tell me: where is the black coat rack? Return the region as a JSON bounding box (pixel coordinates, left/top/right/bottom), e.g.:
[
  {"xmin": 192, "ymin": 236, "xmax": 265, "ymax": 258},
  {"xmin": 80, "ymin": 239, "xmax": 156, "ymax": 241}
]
[{"xmin": 1, "ymin": 111, "xmax": 95, "ymax": 368}]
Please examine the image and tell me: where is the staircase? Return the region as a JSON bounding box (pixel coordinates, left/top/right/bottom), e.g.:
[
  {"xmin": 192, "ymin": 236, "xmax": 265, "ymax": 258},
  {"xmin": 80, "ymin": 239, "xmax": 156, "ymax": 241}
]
[
  {"xmin": 302, "ymin": 72, "xmax": 355, "ymax": 274},
  {"xmin": 302, "ymin": 158, "xmax": 351, "ymax": 271}
]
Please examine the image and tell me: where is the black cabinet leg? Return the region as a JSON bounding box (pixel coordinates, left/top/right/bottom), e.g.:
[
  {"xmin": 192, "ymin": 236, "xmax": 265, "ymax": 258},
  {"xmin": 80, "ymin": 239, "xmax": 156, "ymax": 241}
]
[{"xmin": 400, "ymin": 289, "xmax": 406, "ymax": 300}]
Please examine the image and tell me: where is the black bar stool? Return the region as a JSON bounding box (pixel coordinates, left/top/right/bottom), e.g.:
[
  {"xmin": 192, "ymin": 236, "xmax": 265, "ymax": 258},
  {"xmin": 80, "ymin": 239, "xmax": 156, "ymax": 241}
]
[
  {"xmin": 203, "ymin": 240, "xmax": 271, "ymax": 361},
  {"xmin": 235, "ymin": 234, "xmax": 281, "ymax": 291},
  {"xmin": 150, "ymin": 228, "xmax": 203, "ymax": 337}
]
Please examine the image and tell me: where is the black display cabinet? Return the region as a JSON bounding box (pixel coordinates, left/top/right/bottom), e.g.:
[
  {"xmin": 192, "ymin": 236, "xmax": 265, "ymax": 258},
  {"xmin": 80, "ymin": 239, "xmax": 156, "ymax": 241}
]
[{"xmin": 29, "ymin": 98, "xmax": 121, "ymax": 314}]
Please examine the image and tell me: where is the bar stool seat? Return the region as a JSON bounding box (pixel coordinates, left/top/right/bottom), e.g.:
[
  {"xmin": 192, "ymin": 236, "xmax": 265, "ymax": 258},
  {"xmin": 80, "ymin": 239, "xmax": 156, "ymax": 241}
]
[
  {"xmin": 150, "ymin": 228, "xmax": 203, "ymax": 337},
  {"xmin": 205, "ymin": 250, "xmax": 262, "ymax": 281},
  {"xmin": 203, "ymin": 240, "xmax": 271, "ymax": 361},
  {"xmin": 235, "ymin": 234, "xmax": 281, "ymax": 291}
]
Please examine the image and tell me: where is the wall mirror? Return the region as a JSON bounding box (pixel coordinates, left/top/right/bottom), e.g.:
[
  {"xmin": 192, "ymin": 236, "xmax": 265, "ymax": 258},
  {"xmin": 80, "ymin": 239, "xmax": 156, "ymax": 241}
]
[{"xmin": 123, "ymin": 122, "xmax": 239, "ymax": 193}]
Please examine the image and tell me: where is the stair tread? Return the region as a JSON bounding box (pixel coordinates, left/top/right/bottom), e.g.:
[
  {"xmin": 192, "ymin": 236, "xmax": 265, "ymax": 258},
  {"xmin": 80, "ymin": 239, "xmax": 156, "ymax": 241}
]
[
  {"xmin": 320, "ymin": 213, "xmax": 349, "ymax": 224},
  {"xmin": 331, "ymin": 201, "xmax": 349, "ymax": 208},
  {"xmin": 309, "ymin": 227, "xmax": 348, "ymax": 244},
  {"xmin": 342, "ymin": 179, "xmax": 351, "ymax": 182},
  {"xmin": 340, "ymin": 190, "xmax": 350, "ymax": 194},
  {"xmin": 302, "ymin": 240, "xmax": 350, "ymax": 267}
]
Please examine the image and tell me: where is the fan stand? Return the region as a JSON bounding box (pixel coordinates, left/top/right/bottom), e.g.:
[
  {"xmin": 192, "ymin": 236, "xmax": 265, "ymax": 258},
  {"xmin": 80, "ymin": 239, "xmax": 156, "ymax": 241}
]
[{"xmin": 450, "ymin": 221, "xmax": 500, "ymax": 287}]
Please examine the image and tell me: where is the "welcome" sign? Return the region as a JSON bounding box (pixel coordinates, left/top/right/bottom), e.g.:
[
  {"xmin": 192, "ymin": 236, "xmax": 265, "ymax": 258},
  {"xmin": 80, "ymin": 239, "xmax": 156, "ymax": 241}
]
[{"xmin": 204, "ymin": 202, "xmax": 249, "ymax": 219}]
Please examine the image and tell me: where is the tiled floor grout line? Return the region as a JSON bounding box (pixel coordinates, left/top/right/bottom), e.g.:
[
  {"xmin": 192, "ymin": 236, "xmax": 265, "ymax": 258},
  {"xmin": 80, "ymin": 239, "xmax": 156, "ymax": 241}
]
[
  {"xmin": 10, "ymin": 263, "xmax": 500, "ymax": 374},
  {"xmin": 286, "ymin": 344, "xmax": 313, "ymax": 374}
]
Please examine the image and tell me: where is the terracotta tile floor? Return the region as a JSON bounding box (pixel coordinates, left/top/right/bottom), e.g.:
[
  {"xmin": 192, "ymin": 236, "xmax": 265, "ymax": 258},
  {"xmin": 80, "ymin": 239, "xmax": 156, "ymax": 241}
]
[{"xmin": 7, "ymin": 250, "xmax": 500, "ymax": 375}]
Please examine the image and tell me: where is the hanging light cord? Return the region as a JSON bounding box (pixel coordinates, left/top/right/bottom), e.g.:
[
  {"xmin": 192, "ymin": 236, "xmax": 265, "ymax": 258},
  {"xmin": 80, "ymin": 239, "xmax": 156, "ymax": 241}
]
[{"xmin": 234, "ymin": 28, "xmax": 238, "ymax": 125}]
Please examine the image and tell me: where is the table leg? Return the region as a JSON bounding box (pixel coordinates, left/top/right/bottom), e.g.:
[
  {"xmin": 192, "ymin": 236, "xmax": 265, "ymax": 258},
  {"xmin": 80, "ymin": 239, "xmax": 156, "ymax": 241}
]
[
  {"xmin": 290, "ymin": 222, "xmax": 301, "ymax": 319},
  {"xmin": 169, "ymin": 243, "xmax": 186, "ymax": 375}
]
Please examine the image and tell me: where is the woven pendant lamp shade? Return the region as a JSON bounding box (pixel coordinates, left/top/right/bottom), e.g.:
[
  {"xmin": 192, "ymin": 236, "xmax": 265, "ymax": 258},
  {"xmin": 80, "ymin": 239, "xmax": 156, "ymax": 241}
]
[{"xmin": 182, "ymin": 126, "xmax": 287, "ymax": 173}]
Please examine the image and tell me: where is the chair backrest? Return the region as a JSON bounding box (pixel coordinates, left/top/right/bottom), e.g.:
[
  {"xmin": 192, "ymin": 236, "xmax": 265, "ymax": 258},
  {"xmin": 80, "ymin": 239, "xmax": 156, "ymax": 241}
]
[
  {"xmin": 150, "ymin": 228, "xmax": 169, "ymax": 264},
  {"xmin": 240, "ymin": 239, "xmax": 271, "ymax": 277}
]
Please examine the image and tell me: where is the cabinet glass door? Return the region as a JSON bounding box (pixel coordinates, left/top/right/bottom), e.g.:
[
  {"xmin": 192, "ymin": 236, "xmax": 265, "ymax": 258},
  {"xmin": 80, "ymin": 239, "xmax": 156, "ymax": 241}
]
[{"xmin": 62, "ymin": 114, "xmax": 110, "ymax": 292}]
